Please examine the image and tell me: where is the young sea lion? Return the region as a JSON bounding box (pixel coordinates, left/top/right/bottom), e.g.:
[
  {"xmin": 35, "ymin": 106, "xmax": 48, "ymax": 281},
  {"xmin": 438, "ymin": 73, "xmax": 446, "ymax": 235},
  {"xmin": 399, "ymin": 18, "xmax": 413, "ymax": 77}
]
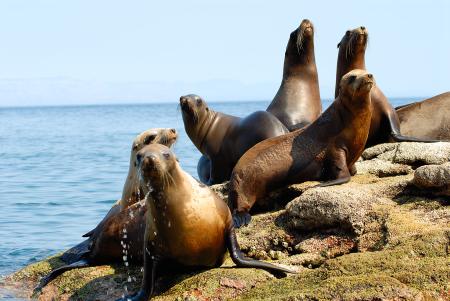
[
  {"xmin": 229, "ymin": 70, "xmax": 375, "ymax": 227},
  {"xmin": 335, "ymin": 26, "xmax": 439, "ymax": 147},
  {"xmin": 180, "ymin": 94, "xmax": 288, "ymax": 185},
  {"xmin": 267, "ymin": 19, "xmax": 322, "ymax": 131},
  {"xmin": 118, "ymin": 144, "xmax": 296, "ymax": 301},
  {"xmin": 36, "ymin": 128, "xmax": 178, "ymax": 290}
]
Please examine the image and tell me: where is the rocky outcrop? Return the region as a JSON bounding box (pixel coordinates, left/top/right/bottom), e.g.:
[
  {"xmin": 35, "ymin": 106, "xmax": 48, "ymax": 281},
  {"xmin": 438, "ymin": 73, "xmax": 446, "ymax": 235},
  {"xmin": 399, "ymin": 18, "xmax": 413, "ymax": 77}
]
[{"xmin": 2, "ymin": 142, "xmax": 449, "ymax": 301}]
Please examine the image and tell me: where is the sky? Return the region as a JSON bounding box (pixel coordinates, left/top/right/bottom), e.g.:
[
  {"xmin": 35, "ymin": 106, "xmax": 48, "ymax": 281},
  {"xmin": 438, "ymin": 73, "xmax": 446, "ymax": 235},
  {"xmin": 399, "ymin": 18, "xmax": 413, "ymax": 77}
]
[{"xmin": 0, "ymin": 0, "xmax": 449, "ymax": 107}]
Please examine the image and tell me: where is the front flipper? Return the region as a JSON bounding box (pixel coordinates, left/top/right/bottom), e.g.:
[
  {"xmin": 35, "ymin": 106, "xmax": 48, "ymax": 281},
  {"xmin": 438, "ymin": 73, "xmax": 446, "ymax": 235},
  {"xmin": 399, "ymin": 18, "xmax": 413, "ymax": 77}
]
[
  {"xmin": 117, "ymin": 247, "xmax": 160, "ymax": 301},
  {"xmin": 232, "ymin": 211, "xmax": 252, "ymax": 228},
  {"xmin": 316, "ymin": 150, "xmax": 351, "ymax": 188},
  {"xmin": 34, "ymin": 259, "xmax": 90, "ymax": 292},
  {"xmin": 226, "ymin": 227, "xmax": 296, "ymax": 275}
]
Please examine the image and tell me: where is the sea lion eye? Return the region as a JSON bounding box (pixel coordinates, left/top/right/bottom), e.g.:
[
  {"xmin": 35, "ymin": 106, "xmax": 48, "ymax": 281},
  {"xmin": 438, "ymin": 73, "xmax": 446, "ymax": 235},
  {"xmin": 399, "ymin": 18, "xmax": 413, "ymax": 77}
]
[
  {"xmin": 348, "ymin": 75, "xmax": 357, "ymax": 83},
  {"xmin": 144, "ymin": 135, "xmax": 157, "ymax": 145},
  {"xmin": 196, "ymin": 99, "xmax": 202, "ymax": 106},
  {"xmin": 162, "ymin": 152, "xmax": 170, "ymax": 159},
  {"xmin": 346, "ymin": 30, "xmax": 350, "ymax": 36}
]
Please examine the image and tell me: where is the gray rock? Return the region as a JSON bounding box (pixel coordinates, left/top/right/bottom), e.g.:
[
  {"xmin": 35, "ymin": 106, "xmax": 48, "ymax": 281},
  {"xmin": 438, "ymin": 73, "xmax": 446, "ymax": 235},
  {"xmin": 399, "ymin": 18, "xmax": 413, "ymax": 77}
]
[
  {"xmin": 362, "ymin": 142, "xmax": 450, "ymax": 166},
  {"xmin": 285, "ymin": 184, "xmax": 394, "ymax": 236},
  {"xmin": 412, "ymin": 162, "xmax": 450, "ymax": 194},
  {"xmin": 355, "ymin": 159, "xmax": 412, "ymax": 177}
]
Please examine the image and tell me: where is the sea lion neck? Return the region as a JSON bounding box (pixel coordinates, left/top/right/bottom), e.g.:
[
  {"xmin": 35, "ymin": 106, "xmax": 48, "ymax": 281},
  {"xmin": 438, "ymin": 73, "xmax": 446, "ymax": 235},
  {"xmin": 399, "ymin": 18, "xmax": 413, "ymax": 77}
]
[
  {"xmin": 283, "ymin": 36, "xmax": 316, "ymax": 78},
  {"xmin": 194, "ymin": 109, "xmax": 217, "ymax": 153},
  {"xmin": 335, "ymin": 49, "xmax": 366, "ymax": 98}
]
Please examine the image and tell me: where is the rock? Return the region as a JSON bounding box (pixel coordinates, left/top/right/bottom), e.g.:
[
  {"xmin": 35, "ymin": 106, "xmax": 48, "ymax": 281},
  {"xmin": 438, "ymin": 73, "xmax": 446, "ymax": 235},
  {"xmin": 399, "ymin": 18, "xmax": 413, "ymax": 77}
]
[
  {"xmin": 412, "ymin": 162, "xmax": 450, "ymax": 195},
  {"xmin": 362, "ymin": 142, "xmax": 450, "ymax": 166},
  {"xmin": 413, "ymin": 162, "xmax": 450, "ymax": 188},
  {"xmin": 286, "ymin": 184, "xmax": 394, "ymax": 235},
  {"xmin": 355, "ymin": 158, "xmax": 412, "ymax": 177}
]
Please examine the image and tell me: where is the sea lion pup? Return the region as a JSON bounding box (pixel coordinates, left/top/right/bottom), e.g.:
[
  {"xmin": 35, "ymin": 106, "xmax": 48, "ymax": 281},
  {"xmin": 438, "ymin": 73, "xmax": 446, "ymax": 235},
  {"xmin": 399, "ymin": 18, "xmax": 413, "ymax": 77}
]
[
  {"xmin": 117, "ymin": 144, "xmax": 296, "ymax": 301},
  {"xmin": 229, "ymin": 70, "xmax": 375, "ymax": 227},
  {"xmin": 36, "ymin": 128, "xmax": 178, "ymax": 290},
  {"xmin": 180, "ymin": 94, "xmax": 288, "ymax": 185},
  {"xmin": 335, "ymin": 26, "xmax": 439, "ymax": 147},
  {"xmin": 397, "ymin": 92, "xmax": 450, "ymax": 140},
  {"xmin": 267, "ymin": 19, "xmax": 322, "ymax": 131}
]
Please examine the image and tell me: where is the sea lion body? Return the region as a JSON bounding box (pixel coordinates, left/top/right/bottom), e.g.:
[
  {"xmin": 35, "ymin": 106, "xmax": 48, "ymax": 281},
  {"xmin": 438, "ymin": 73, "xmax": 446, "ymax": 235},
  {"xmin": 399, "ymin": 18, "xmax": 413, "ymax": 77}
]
[
  {"xmin": 229, "ymin": 70, "xmax": 374, "ymax": 226},
  {"xmin": 119, "ymin": 144, "xmax": 296, "ymax": 301},
  {"xmin": 37, "ymin": 128, "xmax": 177, "ymax": 290},
  {"xmin": 267, "ymin": 19, "xmax": 322, "ymax": 131},
  {"xmin": 335, "ymin": 26, "xmax": 438, "ymax": 147},
  {"xmin": 397, "ymin": 92, "xmax": 450, "ymax": 140},
  {"xmin": 180, "ymin": 94, "xmax": 288, "ymax": 185}
]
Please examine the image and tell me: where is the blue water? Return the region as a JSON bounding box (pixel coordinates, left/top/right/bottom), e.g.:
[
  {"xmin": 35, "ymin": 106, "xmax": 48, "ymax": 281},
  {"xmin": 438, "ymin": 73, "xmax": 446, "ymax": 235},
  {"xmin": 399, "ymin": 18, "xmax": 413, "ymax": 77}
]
[{"xmin": 0, "ymin": 98, "xmax": 413, "ymax": 296}]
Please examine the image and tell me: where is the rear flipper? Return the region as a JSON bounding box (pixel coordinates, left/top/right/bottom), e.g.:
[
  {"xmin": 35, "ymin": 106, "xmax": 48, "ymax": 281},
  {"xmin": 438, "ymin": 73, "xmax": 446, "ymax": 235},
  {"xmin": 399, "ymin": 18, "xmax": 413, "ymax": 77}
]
[
  {"xmin": 226, "ymin": 227, "xmax": 297, "ymax": 275},
  {"xmin": 391, "ymin": 133, "xmax": 441, "ymax": 143},
  {"xmin": 60, "ymin": 238, "xmax": 91, "ymax": 264},
  {"xmin": 34, "ymin": 259, "xmax": 90, "ymax": 292},
  {"xmin": 232, "ymin": 212, "xmax": 252, "ymax": 228},
  {"xmin": 389, "ymin": 115, "xmax": 441, "ymax": 143}
]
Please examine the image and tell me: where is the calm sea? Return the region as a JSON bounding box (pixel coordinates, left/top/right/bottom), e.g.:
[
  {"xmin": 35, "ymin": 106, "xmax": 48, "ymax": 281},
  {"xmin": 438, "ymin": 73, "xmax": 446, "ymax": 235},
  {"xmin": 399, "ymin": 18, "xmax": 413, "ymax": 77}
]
[{"xmin": 0, "ymin": 98, "xmax": 414, "ymax": 299}]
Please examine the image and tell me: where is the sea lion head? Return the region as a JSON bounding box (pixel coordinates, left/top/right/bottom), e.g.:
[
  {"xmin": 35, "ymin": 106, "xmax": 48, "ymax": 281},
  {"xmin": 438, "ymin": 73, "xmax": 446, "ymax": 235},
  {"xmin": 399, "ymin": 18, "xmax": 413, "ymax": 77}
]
[
  {"xmin": 285, "ymin": 19, "xmax": 315, "ymax": 61},
  {"xmin": 132, "ymin": 128, "xmax": 178, "ymax": 153},
  {"xmin": 337, "ymin": 26, "xmax": 368, "ymax": 60},
  {"xmin": 136, "ymin": 144, "xmax": 179, "ymax": 193},
  {"xmin": 180, "ymin": 94, "xmax": 214, "ymax": 150},
  {"xmin": 339, "ymin": 69, "xmax": 375, "ymax": 103}
]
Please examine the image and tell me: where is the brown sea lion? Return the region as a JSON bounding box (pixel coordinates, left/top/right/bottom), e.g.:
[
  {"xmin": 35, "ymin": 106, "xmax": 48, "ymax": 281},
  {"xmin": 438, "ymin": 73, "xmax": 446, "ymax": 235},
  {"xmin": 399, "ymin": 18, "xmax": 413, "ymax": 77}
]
[
  {"xmin": 229, "ymin": 70, "xmax": 375, "ymax": 227},
  {"xmin": 396, "ymin": 92, "xmax": 450, "ymax": 140},
  {"xmin": 117, "ymin": 144, "xmax": 296, "ymax": 301},
  {"xmin": 180, "ymin": 94, "xmax": 288, "ymax": 185},
  {"xmin": 36, "ymin": 128, "xmax": 178, "ymax": 290},
  {"xmin": 267, "ymin": 19, "xmax": 322, "ymax": 131},
  {"xmin": 335, "ymin": 26, "xmax": 439, "ymax": 147}
]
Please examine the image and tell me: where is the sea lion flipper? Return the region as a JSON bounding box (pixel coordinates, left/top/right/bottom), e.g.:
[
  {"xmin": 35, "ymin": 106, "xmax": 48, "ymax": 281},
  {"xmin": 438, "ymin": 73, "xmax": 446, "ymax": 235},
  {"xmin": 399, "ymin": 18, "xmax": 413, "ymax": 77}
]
[
  {"xmin": 119, "ymin": 247, "xmax": 160, "ymax": 301},
  {"xmin": 317, "ymin": 175, "xmax": 351, "ymax": 187},
  {"xmin": 34, "ymin": 259, "xmax": 90, "ymax": 291},
  {"xmin": 226, "ymin": 227, "xmax": 297, "ymax": 275},
  {"xmin": 232, "ymin": 212, "xmax": 252, "ymax": 228},
  {"xmin": 60, "ymin": 238, "xmax": 91, "ymax": 264},
  {"xmin": 388, "ymin": 115, "xmax": 441, "ymax": 143}
]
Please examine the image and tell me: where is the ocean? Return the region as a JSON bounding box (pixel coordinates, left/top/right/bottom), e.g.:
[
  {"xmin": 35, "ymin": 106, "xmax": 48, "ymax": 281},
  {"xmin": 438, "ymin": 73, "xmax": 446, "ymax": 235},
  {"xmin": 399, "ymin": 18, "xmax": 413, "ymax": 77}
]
[{"xmin": 0, "ymin": 98, "xmax": 414, "ymax": 299}]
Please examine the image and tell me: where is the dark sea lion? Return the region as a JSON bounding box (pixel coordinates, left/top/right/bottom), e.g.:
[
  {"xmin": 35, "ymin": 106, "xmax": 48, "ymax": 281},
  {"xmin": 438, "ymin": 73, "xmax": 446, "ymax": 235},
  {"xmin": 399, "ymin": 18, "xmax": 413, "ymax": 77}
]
[
  {"xmin": 117, "ymin": 144, "xmax": 296, "ymax": 301},
  {"xmin": 229, "ymin": 70, "xmax": 375, "ymax": 227},
  {"xmin": 397, "ymin": 92, "xmax": 450, "ymax": 140},
  {"xmin": 180, "ymin": 94, "xmax": 288, "ymax": 185},
  {"xmin": 36, "ymin": 128, "xmax": 178, "ymax": 290},
  {"xmin": 267, "ymin": 19, "xmax": 322, "ymax": 131},
  {"xmin": 196, "ymin": 154, "xmax": 211, "ymax": 184},
  {"xmin": 335, "ymin": 26, "xmax": 438, "ymax": 147}
]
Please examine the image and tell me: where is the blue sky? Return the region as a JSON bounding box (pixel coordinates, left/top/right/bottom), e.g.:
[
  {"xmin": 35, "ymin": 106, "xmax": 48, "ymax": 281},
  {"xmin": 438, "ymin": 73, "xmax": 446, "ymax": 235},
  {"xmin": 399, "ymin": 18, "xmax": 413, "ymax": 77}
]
[{"xmin": 0, "ymin": 0, "xmax": 449, "ymax": 106}]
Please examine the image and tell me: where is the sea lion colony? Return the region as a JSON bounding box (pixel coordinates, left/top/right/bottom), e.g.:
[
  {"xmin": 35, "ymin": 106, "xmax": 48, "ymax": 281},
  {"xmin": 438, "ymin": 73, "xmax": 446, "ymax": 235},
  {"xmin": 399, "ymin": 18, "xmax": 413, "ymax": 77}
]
[{"xmin": 37, "ymin": 20, "xmax": 449, "ymax": 300}]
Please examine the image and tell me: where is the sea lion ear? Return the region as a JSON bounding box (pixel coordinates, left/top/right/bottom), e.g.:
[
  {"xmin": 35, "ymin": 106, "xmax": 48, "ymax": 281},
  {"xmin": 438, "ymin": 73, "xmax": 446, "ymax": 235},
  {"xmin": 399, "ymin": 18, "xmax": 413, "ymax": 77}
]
[{"xmin": 337, "ymin": 42, "xmax": 341, "ymax": 48}]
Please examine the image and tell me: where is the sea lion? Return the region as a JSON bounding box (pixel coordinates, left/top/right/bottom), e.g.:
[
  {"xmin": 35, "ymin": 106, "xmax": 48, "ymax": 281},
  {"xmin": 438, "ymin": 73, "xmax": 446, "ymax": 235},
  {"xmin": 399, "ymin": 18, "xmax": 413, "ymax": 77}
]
[
  {"xmin": 396, "ymin": 92, "xmax": 450, "ymax": 140},
  {"xmin": 229, "ymin": 70, "xmax": 375, "ymax": 227},
  {"xmin": 335, "ymin": 26, "xmax": 438, "ymax": 147},
  {"xmin": 267, "ymin": 19, "xmax": 322, "ymax": 131},
  {"xmin": 117, "ymin": 144, "xmax": 296, "ymax": 301},
  {"xmin": 121, "ymin": 128, "xmax": 178, "ymax": 209},
  {"xmin": 180, "ymin": 94, "xmax": 288, "ymax": 185},
  {"xmin": 36, "ymin": 128, "xmax": 178, "ymax": 290}
]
